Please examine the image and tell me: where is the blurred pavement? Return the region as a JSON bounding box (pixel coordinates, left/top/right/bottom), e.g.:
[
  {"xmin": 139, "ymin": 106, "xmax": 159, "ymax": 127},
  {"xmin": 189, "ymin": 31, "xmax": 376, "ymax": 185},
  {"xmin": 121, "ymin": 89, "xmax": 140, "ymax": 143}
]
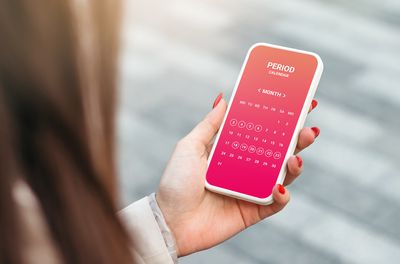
[{"xmin": 117, "ymin": 0, "xmax": 400, "ymax": 263}]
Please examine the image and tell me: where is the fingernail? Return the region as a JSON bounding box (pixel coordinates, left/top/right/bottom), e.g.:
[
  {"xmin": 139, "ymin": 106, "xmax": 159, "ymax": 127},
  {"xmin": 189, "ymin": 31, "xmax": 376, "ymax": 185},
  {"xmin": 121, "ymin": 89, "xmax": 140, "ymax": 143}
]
[
  {"xmin": 212, "ymin": 93, "xmax": 223, "ymax": 109},
  {"xmin": 311, "ymin": 99, "xmax": 318, "ymax": 109},
  {"xmin": 311, "ymin": 127, "xmax": 320, "ymax": 138},
  {"xmin": 296, "ymin": 155, "xmax": 303, "ymax": 168},
  {"xmin": 278, "ymin": 184, "xmax": 286, "ymax": 195}
]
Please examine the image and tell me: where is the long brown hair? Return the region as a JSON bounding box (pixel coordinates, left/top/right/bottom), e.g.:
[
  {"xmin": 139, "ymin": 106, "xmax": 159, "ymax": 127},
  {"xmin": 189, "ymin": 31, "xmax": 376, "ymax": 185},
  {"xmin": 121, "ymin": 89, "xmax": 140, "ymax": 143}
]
[{"xmin": 0, "ymin": 0, "xmax": 133, "ymax": 263}]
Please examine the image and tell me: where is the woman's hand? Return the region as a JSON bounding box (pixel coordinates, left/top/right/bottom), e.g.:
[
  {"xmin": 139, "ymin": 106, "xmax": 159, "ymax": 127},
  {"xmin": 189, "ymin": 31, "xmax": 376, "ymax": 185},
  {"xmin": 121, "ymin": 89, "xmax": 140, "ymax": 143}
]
[{"xmin": 156, "ymin": 93, "xmax": 320, "ymax": 257}]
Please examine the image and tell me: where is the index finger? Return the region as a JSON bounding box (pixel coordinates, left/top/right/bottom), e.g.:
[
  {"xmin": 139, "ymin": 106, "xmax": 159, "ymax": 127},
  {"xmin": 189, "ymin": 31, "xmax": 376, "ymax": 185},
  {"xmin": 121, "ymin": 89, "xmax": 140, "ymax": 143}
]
[{"xmin": 308, "ymin": 99, "xmax": 318, "ymax": 114}]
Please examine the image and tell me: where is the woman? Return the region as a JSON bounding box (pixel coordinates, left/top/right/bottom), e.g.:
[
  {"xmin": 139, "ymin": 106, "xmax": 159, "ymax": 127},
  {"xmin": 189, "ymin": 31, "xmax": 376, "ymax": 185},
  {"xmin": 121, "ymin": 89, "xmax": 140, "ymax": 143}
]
[{"xmin": 0, "ymin": 0, "xmax": 319, "ymax": 263}]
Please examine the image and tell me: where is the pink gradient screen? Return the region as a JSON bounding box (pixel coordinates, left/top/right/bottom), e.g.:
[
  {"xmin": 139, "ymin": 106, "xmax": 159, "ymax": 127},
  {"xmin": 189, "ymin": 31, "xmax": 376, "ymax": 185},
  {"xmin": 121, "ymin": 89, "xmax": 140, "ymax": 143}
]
[{"xmin": 206, "ymin": 45, "xmax": 318, "ymax": 199}]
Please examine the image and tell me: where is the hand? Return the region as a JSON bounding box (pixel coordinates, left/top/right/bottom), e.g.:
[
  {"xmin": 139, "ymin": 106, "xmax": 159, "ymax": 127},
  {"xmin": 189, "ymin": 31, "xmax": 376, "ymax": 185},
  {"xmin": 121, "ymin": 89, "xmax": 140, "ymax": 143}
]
[{"xmin": 156, "ymin": 93, "xmax": 320, "ymax": 257}]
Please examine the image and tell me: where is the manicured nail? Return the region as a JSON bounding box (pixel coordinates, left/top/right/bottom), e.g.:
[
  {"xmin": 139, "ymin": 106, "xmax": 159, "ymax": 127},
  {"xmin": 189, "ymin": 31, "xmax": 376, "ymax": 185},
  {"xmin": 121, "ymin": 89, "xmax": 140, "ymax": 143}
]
[
  {"xmin": 311, "ymin": 127, "xmax": 320, "ymax": 138},
  {"xmin": 278, "ymin": 184, "xmax": 286, "ymax": 195},
  {"xmin": 212, "ymin": 93, "xmax": 223, "ymax": 109},
  {"xmin": 296, "ymin": 155, "xmax": 303, "ymax": 168},
  {"xmin": 311, "ymin": 99, "xmax": 318, "ymax": 109}
]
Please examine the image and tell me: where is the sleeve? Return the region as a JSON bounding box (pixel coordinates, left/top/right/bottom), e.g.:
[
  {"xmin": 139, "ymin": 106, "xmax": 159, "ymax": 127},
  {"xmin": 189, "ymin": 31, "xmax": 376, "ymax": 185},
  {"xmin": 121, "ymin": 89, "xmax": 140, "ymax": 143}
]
[{"xmin": 119, "ymin": 195, "xmax": 178, "ymax": 264}]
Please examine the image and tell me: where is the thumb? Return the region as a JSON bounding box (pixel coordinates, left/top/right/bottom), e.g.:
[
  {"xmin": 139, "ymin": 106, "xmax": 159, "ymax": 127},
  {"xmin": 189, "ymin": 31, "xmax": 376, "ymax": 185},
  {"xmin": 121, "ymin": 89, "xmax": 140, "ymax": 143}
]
[{"xmin": 186, "ymin": 97, "xmax": 227, "ymax": 145}]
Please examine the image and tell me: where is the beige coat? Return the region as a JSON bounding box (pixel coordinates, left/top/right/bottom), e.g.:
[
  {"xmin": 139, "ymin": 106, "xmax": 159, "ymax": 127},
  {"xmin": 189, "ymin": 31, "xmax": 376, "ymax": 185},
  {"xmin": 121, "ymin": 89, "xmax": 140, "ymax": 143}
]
[{"xmin": 14, "ymin": 180, "xmax": 174, "ymax": 264}]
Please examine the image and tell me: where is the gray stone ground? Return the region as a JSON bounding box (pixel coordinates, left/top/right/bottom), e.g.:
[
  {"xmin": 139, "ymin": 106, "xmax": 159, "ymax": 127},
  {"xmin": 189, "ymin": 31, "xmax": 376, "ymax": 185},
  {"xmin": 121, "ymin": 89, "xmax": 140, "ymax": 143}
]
[{"xmin": 117, "ymin": 0, "xmax": 400, "ymax": 263}]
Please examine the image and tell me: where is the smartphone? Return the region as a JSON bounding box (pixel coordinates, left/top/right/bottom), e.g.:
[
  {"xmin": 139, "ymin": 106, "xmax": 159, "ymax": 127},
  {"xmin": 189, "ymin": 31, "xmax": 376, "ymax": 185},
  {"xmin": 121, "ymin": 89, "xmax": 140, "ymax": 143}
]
[{"xmin": 205, "ymin": 43, "xmax": 323, "ymax": 205}]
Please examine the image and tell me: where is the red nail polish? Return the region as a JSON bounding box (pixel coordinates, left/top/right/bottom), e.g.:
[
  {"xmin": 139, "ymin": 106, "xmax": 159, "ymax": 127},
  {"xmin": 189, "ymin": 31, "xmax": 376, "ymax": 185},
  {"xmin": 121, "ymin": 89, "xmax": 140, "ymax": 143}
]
[
  {"xmin": 278, "ymin": 184, "xmax": 286, "ymax": 195},
  {"xmin": 311, "ymin": 99, "xmax": 318, "ymax": 109},
  {"xmin": 311, "ymin": 127, "xmax": 320, "ymax": 138},
  {"xmin": 296, "ymin": 156, "xmax": 303, "ymax": 167},
  {"xmin": 212, "ymin": 93, "xmax": 223, "ymax": 109}
]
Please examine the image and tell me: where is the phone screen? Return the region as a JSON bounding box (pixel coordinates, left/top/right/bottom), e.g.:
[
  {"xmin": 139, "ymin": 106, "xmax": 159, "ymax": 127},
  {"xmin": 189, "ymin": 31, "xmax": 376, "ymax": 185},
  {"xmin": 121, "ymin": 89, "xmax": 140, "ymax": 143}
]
[{"xmin": 206, "ymin": 44, "xmax": 320, "ymax": 199}]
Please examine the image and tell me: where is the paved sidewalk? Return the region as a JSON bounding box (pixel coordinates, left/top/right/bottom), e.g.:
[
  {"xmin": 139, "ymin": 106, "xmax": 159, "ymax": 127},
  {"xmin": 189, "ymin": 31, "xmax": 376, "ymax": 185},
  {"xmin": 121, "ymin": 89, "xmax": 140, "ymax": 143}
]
[{"xmin": 118, "ymin": 0, "xmax": 400, "ymax": 263}]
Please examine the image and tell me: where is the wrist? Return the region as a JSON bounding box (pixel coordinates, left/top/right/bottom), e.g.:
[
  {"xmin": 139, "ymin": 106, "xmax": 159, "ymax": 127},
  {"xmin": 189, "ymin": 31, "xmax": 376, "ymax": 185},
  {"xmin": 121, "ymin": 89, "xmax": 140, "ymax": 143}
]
[
  {"xmin": 148, "ymin": 193, "xmax": 179, "ymax": 262},
  {"xmin": 155, "ymin": 192, "xmax": 187, "ymax": 257}
]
